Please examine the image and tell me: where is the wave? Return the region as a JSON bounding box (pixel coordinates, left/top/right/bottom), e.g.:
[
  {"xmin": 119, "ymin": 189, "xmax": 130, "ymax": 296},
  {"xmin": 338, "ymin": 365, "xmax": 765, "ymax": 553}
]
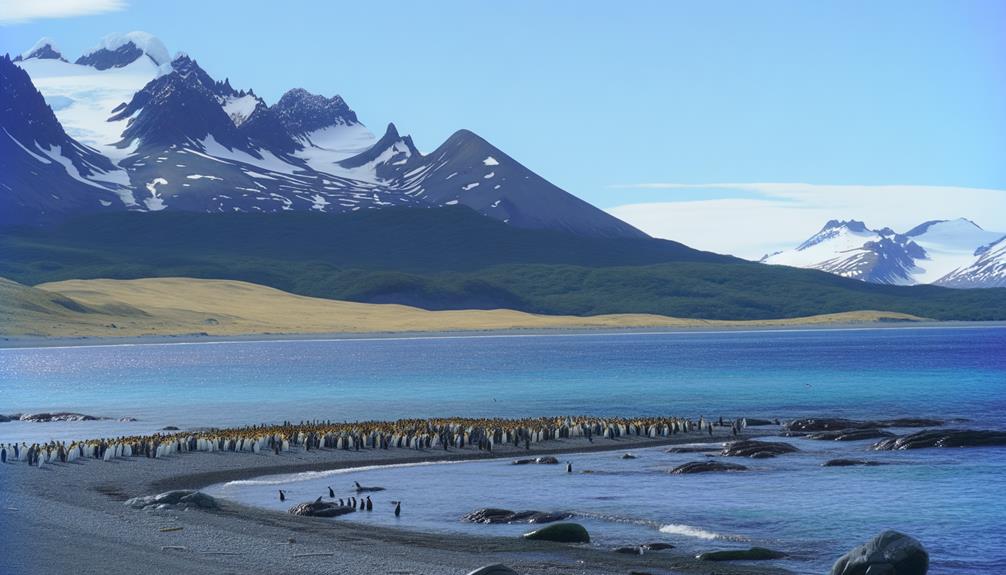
[
  {"xmin": 659, "ymin": 523, "xmax": 728, "ymax": 540},
  {"xmin": 221, "ymin": 459, "xmax": 460, "ymax": 487}
]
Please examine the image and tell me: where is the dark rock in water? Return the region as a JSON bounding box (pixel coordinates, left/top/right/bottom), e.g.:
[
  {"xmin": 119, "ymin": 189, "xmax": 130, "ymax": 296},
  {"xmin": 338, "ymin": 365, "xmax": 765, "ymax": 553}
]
[
  {"xmin": 621, "ymin": 453, "xmax": 637, "ymax": 459},
  {"xmin": 823, "ymin": 459, "xmax": 885, "ymax": 467},
  {"xmin": 465, "ymin": 565, "xmax": 517, "ymax": 575},
  {"xmin": 743, "ymin": 418, "xmax": 776, "ymax": 426},
  {"xmin": 786, "ymin": 418, "xmax": 942, "ymax": 432},
  {"xmin": 670, "ymin": 461, "xmax": 748, "ymax": 474},
  {"xmin": 831, "ymin": 530, "xmax": 928, "ymax": 575},
  {"xmin": 124, "ymin": 490, "xmax": 218, "ymax": 511},
  {"xmin": 697, "ymin": 547, "xmax": 788, "ymax": 561},
  {"xmin": 614, "ymin": 546, "xmax": 643, "ymax": 554},
  {"xmin": 464, "ymin": 508, "xmax": 568, "ymax": 524},
  {"xmin": 522, "ymin": 522, "xmax": 590, "ymax": 543},
  {"xmin": 642, "ymin": 542, "xmax": 675, "ymax": 551},
  {"xmin": 872, "ymin": 429, "xmax": 1006, "ymax": 450},
  {"xmin": 288, "ymin": 500, "xmax": 356, "ymax": 518},
  {"xmin": 512, "ymin": 456, "xmax": 559, "ymax": 465},
  {"xmin": 161, "ymin": 426, "xmax": 180, "ymax": 431},
  {"xmin": 721, "ymin": 439, "xmax": 799, "ymax": 458},
  {"xmin": 666, "ymin": 445, "xmax": 721, "ymax": 454},
  {"xmin": 20, "ymin": 412, "xmax": 100, "ymax": 422},
  {"xmin": 805, "ymin": 429, "xmax": 896, "ymax": 441},
  {"xmin": 0, "ymin": 414, "xmax": 11, "ymax": 423}
]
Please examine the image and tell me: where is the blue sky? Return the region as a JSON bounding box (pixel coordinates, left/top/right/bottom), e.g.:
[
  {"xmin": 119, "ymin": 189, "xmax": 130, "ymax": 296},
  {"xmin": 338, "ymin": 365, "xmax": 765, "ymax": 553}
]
[{"xmin": 2, "ymin": 0, "xmax": 1004, "ymax": 256}]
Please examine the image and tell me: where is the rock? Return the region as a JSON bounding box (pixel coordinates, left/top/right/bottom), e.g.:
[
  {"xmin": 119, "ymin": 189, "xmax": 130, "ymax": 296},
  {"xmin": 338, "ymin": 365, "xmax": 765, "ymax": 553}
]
[
  {"xmin": 464, "ymin": 508, "xmax": 568, "ymax": 524},
  {"xmin": 697, "ymin": 547, "xmax": 788, "ymax": 561},
  {"xmin": 805, "ymin": 429, "xmax": 896, "ymax": 441},
  {"xmin": 0, "ymin": 414, "xmax": 12, "ymax": 423},
  {"xmin": 512, "ymin": 456, "xmax": 559, "ymax": 465},
  {"xmin": 288, "ymin": 500, "xmax": 356, "ymax": 518},
  {"xmin": 743, "ymin": 418, "xmax": 776, "ymax": 426},
  {"xmin": 666, "ymin": 446, "xmax": 720, "ymax": 454},
  {"xmin": 872, "ymin": 429, "xmax": 1006, "ymax": 450},
  {"xmin": 670, "ymin": 461, "xmax": 748, "ymax": 474},
  {"xmin": 823, "ymin": 459, "xmax": 885, "ymax": 467},
  {"xmin": 721, "ymin": 439, "xmax": 799, "ymax": 458},
  {"xmin": 831, "ymin": 530, "xmax": 928, "ymax": 575},
  {"xmin": 19, "ymin": 412, "xmax": 100, "ymax": 422},
  {"xmin": 785, "ymin": 418, "xmax": 942, "ymax": 432},
  {"xmin": 124, "ymin": 490, "xmax": 218, "ymax": 511},
  {"xmin": 621, "ymin": 453, "xmax": 637, "ymax": 459},
  {"xmin": 466, "ymin": 564, "xmax": 518, "ymax": 575},
  {"xmin": 161, "ymin": 426, "xmax": 180, "ymax": 431},
  {"xmin": 642, "ymin": 542, "xmax": 674, "ymax": 551},
  {"xmin": 613, "ymin": 546, "xmax": 642, "ymax": 554},
  {"xmin": 522, "ymin": 522, "xmax": 590, "ymax": 543}
]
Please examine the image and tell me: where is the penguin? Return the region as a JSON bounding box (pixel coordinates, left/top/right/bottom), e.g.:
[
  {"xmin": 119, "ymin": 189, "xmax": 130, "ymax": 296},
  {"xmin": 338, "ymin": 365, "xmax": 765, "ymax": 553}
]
[
  {"xmin": 351, "ymin": 496, "xmax": 357, "ymax": 508},
  {"xmin": 366, "ymin": 496, "xmax": 373, "ymax": 511},
  {"xmin": 394, "ymin": 501, "xmax": 401, "ymax": 517},
  {"xmin": 279, "ymin": 490, "xmax": 286, "ymax": 502},
  {"xmin": 328, "ymin": 486, "xmax": 335, "ymax": 498},
  {"xmin": 339, "ymin": 499, "xmax": 344, "ymax": 506},
  {"xmin": 566, "ymin": 461, "xmax": 572, "ymax": 473}
]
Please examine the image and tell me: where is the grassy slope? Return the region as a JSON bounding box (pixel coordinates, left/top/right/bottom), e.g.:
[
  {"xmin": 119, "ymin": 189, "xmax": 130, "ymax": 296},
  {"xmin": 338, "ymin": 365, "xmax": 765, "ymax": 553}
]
[
  {"xmin": 2, "ymin": 209, "xmax": 1004, "ymax": 321},
  {"xmin": 2, "ymin": 276, "xmax": 924, "ymax": 338}
]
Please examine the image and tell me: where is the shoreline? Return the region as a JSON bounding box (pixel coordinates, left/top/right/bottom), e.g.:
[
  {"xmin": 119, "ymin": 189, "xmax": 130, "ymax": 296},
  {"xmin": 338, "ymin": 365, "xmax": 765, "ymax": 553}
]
[
  {"xmin": 4, "ymin": 319, "xmax": 1003, "ymax": 350},
  {"xmin": 3, "ymin": 429, "xmax": 792, "ymax": 575}
]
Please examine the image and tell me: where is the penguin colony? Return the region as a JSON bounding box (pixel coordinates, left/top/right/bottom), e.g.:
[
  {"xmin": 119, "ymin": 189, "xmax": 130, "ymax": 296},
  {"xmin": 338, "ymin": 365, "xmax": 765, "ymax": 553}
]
[{"xmin": 0, "ymin": 416, "xmax": 746, "ymax": 468}]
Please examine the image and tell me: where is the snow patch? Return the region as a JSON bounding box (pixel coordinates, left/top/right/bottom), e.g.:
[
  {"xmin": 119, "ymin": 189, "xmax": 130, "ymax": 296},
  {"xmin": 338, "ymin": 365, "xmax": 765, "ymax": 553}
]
[
  {"xmin": 483, "ymin": 156, "xmax": 499, "ymax": 166},
  {"xmin": 144, "ymin": 178, "xmax": 168, "ymax": 211},
  {"xmin": 83, "ymin": 32, "xmax": 170, "ymax": 66}
]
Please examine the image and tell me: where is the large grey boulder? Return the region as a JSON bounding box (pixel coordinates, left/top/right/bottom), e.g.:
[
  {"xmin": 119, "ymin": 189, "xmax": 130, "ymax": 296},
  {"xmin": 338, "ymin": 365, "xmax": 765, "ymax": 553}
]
[
  {"xmin": 288, "ymin": 500, "xmax": 356, "ymax": 518},
  {"xmin": 124, "ymin": 490, "xmax": 218, "ymax": 511},
  {"xmin": 831, "ymin": 531, "xmax": 928, "ymax": 575},
  {"xmin": 721, "ymin": 439, "xmax": 799, "ymax": 458},
  {"xmin": 670, "ymin": 461, "xmax": 748, "ymax": 474},
  {"xmin": 522, "ymin": 522, "xmax": 590, "ymax": 543}
]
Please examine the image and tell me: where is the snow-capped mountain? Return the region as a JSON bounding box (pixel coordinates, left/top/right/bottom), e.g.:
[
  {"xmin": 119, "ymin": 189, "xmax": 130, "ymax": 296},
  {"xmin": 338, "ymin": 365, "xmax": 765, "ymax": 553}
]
[
  {"xmin": 74, "ymin": 32, "xmax": 171, "ymax": 70},
  {"xmin": 0, "ymin": 55, "xmax": 130, "ymax": 226},
  {"xmin": 761, "ymin": 218, "xmax": 1006, "ymax": 288},
  {"xmin": 13, "ymin": 38, "xmax": 67, "ymax": 63},
  {"xmin": 6, "ymin": 32, "xmax": 644, "ymax": 239}
]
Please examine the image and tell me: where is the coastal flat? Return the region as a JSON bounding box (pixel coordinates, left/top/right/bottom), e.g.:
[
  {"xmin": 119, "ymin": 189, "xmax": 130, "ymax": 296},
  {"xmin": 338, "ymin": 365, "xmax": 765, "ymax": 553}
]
[
  {"xmin": 2, "ymin": 430, "xmax": 790, "ymax": 575},
  {"xmin": 1, "ymin": 276, "xmax": 924, "ymax": 338}
]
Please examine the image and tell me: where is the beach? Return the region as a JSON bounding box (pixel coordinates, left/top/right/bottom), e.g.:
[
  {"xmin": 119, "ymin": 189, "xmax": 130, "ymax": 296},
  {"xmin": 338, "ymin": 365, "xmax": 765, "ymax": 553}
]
[{"xmin": 1, "ymin": 430, "xmax": 791, "ymax": 575}]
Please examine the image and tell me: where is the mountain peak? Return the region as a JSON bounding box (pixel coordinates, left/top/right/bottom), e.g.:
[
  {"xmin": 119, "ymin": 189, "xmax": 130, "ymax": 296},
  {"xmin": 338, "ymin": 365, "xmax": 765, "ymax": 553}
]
[
  {"xmin": 76, "ymin": 32, "xmax": 170, "ymax": 70},
  {"xmin": 821, "ymin": 219, "xmax": 869, "ymax": 233},
  {"xmin": 274, "ymin": 88, "xmax": 360, "ymax": 136},
  {"xmin": 14, "ymin": 38, "xmax": 67, "ymax": 63}
]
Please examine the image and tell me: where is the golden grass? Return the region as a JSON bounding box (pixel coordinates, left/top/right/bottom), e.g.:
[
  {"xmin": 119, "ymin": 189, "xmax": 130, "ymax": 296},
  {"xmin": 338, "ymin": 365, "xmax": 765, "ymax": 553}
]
[{"xmin": 0, "ymin": 276, "xmax": 926, "ymax": 338}]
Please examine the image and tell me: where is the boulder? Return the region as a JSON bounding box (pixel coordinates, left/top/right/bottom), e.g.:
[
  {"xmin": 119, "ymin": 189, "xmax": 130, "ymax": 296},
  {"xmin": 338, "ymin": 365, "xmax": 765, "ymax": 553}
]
[
  {"xmin": 161, "ymin": 426, "xmax": 180, "ymax": 431},
  {"xmin": 466, "ymin": 564, "xmax": 518, "ymax": 575},
  {"xmin": 464, "ymin": 508, "xmax": 568, "ymax": 524},
  {"xmin": 666, "ymin": 446, "xmax": 720, "ymax": 454},
  {"xmin": 288, "ymin": 500, "xmax": 356, "ymax": 518},
  {"xmin": 511, "ymin": 456, "xmax": 559, "ymax": 465},
  {"xmin": 805, "ymin": 429, "xmax": 896, "ymax": 441},
  {"xmin": 721, "ymin": 439, "xmax": 799, "ymax": 458},
  {"xmin": 872, "ymin": 429, "xmax": 1006, "ymax": 450},
  {"xmin": 743, "ymin": 418, "xmax": 776, "ymax": 426},
  {"xmin": 642, "ymin": 542, "xmax": 674, "ymax": 551},
  {"xmin": 670, "ymin": 461, "xmax": 748, "ymax": 474},
  {"xmin": 831, "ymin": 530, "xmax": 928, "ymax": 575},
  {"xmin": 697, "ymin": 547, "xmax": 787, "ymax": 561},
  {"xmin": 823, "ymin": 459, "xmax": 885, "ymax": 467},
  {"xmin": 124, "ymin": 490, "xmax": 218, "ymax": 511},
  {"xmin": 786, "ymin": 418, "xmax": 942, "ymax": 432},
  {"xmin": 522, "ymin": 522, "xmax": 590, "ymax": 543},
  {"xmin": 614, "ymin": 546, "xmax": 642, "ymax": 554},
  {"xmin": 621, "ymin": 453, "xmax": 637, "ymax": 459}
]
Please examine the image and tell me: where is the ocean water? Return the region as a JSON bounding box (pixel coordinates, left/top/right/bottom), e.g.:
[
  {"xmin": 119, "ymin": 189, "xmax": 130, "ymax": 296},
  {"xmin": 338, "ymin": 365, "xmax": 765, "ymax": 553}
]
[{"xmin": 2, "ymin": 326, "xmax": 1005, "ymax": 573}]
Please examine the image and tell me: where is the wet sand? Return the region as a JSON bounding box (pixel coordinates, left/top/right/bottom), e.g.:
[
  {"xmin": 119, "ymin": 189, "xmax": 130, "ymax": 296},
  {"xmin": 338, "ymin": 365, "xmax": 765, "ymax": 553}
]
[{"xmin": 1, "ymin": 430, "xmax": 791, "ymax": 575}]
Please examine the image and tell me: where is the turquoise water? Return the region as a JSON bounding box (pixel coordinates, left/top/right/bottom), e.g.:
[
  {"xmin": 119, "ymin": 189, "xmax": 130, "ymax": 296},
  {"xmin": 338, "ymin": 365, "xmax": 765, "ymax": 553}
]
[{"xmin": 2, "ymin": 326, "xmax": 1005, "ymax": 573}]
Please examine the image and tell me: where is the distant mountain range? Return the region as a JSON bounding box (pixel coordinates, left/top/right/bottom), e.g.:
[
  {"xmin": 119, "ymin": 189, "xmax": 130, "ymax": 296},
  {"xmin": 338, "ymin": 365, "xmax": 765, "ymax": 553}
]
[
  {"xmin": 3, "ymin": 33, "xmax": 642, "ymax": 238},
  {"xmin": 761, "ymin": 218, "xmax": 1006, "ymax": 288}
]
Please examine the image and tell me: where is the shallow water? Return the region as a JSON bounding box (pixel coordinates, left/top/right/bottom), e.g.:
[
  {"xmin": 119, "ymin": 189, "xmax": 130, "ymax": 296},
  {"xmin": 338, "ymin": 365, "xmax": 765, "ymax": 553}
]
[
  {"xmin": 2, "ymin": 326, "xmax": 1005, "ymax": 573},
  {"xmin": 2, "ymin": 326, "xmax": 1004, "ymax": 443},
  {"xmin": 206, "ymin": 436, "xmax": 1006, "ymax": 575}
]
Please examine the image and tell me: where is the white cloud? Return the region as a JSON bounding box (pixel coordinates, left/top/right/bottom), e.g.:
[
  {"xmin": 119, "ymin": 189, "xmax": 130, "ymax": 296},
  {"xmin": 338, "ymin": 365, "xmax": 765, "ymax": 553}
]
[
  {"xmin": 0, "ymin": 0, "xmax": 126, "ymax": 24},
  {"xmin": 607, "ymin": 183, "xmax": 1006, "ymax": 260}
]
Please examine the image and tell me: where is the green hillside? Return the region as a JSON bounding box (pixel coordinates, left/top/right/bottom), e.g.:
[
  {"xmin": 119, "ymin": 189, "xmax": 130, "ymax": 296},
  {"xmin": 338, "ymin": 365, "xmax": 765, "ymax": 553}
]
[{"xmin": 2, "ymin": 208, "xmax": 1004, "ymax": 320}]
